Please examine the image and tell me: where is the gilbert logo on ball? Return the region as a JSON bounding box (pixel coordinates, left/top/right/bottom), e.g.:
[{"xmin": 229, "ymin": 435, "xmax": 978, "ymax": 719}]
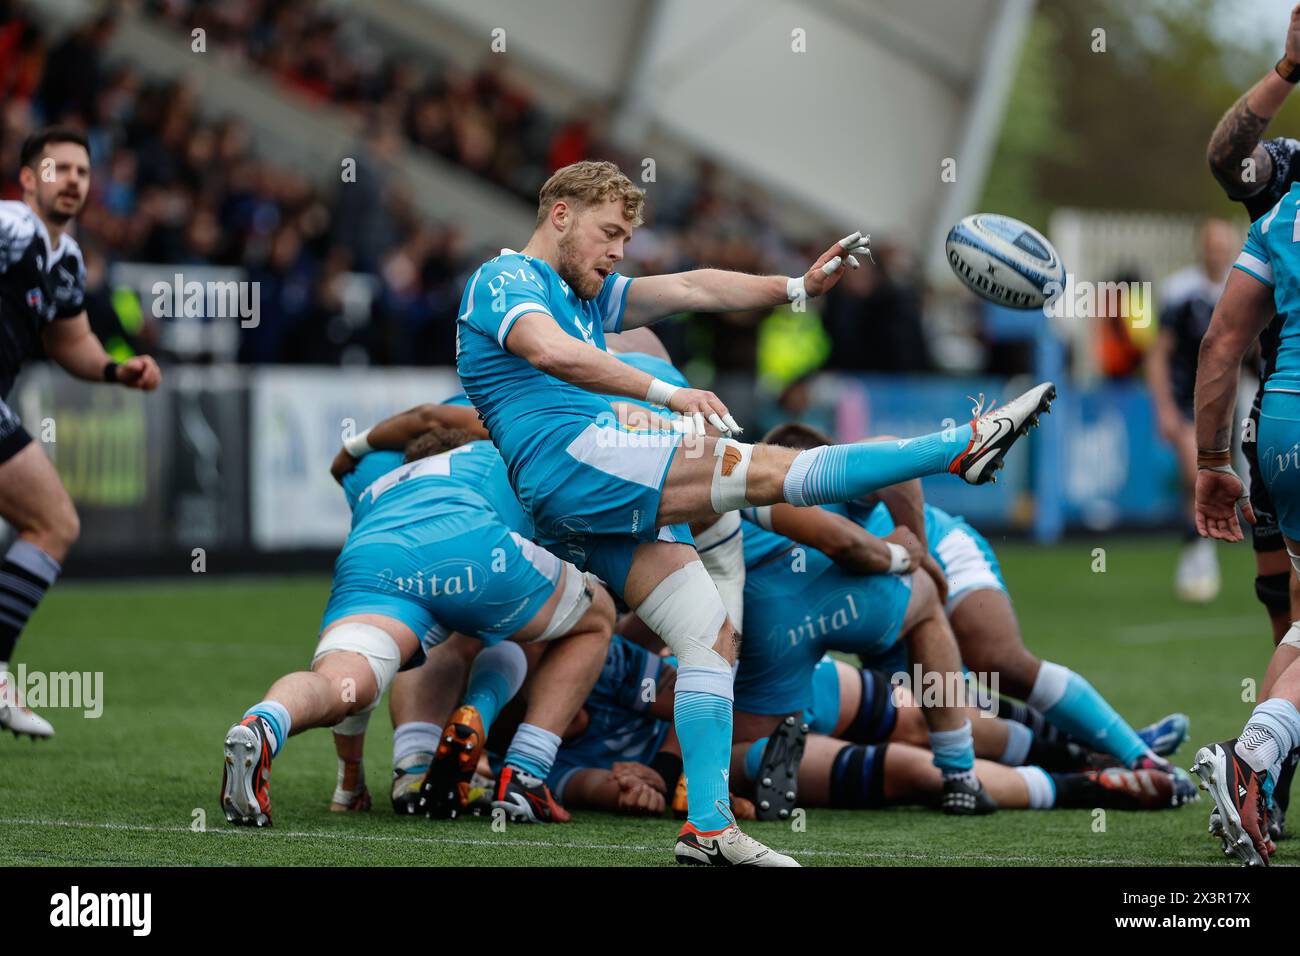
[{"xmin": 945, "ymin": 214, "xmax": 1064, "ymax": 310}]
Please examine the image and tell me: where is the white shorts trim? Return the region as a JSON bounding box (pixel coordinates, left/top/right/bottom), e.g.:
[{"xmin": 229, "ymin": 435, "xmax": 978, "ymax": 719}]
[
  {"xmin": 936, "ymin": 528, "xmax": 1003, "ymax": 612},
  {"xmin": 564, "ymin": 422, "xmax": 680, "ymax": 489}
]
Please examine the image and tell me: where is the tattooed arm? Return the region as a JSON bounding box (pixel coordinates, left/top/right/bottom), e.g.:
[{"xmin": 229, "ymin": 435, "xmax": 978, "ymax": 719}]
[{"xmin": 1207, "ymin": 4, "xmax": 1300, "ymax": 196}]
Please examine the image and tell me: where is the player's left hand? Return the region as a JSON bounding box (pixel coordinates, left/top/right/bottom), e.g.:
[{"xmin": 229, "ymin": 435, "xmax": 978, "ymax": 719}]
[
  {"xmin": 330, "ymin": 447, "xmax": 358, "ymax": 484},
  {"xmin": 800, "ymin": 231, "xmax": 873, "ymax": 298},
  {"xmin": 115, "ymin": 355, "xmax": 161, "ymax": 390},
  {"xmin": 1195, "ymin": 466, "xmax": 1254, "ymax": 541}
]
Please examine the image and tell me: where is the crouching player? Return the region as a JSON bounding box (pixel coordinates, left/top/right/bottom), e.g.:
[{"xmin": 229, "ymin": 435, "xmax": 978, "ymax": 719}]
[
  {"xmin": 219, "ymin": 407, "xmax": 613, "ymax": 826},
  {"xmin": 762, "ymin": 422, "xmax": 1189, "ymax": 773}
]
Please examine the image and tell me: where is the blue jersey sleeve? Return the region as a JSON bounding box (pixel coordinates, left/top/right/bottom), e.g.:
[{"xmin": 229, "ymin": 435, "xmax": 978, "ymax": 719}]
[
  {"xmin": 464, "ymin": 257, "xmax": 556, "ymax": 349},
  {"xmin": 1235, "ymin": 215, "xmax": 1275, "ymax": 288},
  {"xmin": 341, "ymin": 450, "xmax": 406, "ymax": 511},
  {"xmin": 595, "ymin": 273, "xmax": 634, "ymax": 333}
]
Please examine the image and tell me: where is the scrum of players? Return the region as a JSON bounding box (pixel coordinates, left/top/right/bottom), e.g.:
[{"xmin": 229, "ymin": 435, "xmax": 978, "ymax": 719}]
[{"xmin": 219, "ymin": 157, "xmax": 1204, "ymax": 867}]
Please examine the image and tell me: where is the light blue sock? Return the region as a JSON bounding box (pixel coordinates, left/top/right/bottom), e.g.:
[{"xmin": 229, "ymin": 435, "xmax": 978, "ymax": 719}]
[
  {"xmin": 1237, "ymin": 698, "xmax": 1300, "ymax": 786},
  {"xmin": 464, "ymin": 642, "xmax": 528, "ymax": 734},
  {"xmin": 504, "ymin": 722, "xmax": 561, "ymax": 779},
  {"xmin": 783, "ymin": 427, "xmax": 973, "ymax": 507},
  {"xmin": 1000, "ymin": 721, "xmax": 1034, "ymax": 766},
  {"xmin": 244, "ymin": 701, "xmax": 291, "ymax": 757},
  {"xmin": 675, "ymin": 665, "xmax": 735, "ymax": 832},
  {"xmin": 929, "ymin": 719, "xmax": 975, "ymax": 776},
  {"xmin": 743, "ymin": 738, "xmax": 767, "ymax": 783},
  {"xmin": 1028, "ymin": 661, "xmax": 1147, "ymax": 767},
  {"xmin": 392, "ymin": 722, "xmax": 441, "ymax": 767}
]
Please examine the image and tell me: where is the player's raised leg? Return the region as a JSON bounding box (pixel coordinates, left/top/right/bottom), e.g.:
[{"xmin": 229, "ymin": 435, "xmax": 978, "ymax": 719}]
[
  {"xmin": 654, "ymin": 384, "xmax": 1055, "ymax": 530},
  {"xmin": 0, "ymin": 440, "xmax": 79, "ymax": 740}
]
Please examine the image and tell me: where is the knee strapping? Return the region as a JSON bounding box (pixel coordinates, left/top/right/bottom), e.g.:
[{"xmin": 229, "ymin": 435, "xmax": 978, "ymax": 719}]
[
  {"xmin": 1257, "ymin": 572, "xmax": 1292, "ymax": 614},
  {"xmin": 636, "ymin": 561, "xmax": 730, "ymax": 671},
  {"xmin": 536, "ymin": 565, "xmax": 598, "ymax": 643},
  {"xmin": 710, "ymin": 439, "xmax": 755, "ymax": 514},
  {"xmin": 313, "ymin": 622, "xmax": 403, "ymax": 709}
]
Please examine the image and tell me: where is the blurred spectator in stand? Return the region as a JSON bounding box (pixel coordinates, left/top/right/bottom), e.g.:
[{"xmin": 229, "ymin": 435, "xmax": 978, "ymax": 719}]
[
  {"xmin": 1096, "ymin": 269, "xmax": 1147, "ymax": 379},
  {"xmin": 820, "ymin": 240, "xmax": 931, "ymax": 373}
]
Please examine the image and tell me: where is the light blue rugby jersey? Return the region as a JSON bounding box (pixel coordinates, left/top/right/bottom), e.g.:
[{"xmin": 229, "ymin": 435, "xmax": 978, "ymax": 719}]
[
  {"xmin": 1235, "ymin": 182, "xmax": 1300, "ymax": 393},
  {"xmin": 455, "ymin": 251, "xmax": 635, "ymax": 480},
  {"xmin": 340, "ymin": 440, "xmax": 532, "ymax": 539}
]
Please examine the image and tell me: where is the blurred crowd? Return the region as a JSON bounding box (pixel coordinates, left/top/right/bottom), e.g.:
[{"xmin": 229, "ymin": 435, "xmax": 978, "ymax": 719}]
[{"xmin": 1, "ymin": 0, "xmax": 940, "ymax": 382}]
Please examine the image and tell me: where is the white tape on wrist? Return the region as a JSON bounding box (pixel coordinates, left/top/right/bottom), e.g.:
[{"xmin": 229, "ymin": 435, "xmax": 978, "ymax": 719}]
[
  {"xmin": 886, "ymin": 542, "xmax": 913, "ymax": 574},
  {"xmin": 646, "ymin": 378, "xmax": 679, "ymax": 407},
  {"xmin": 343, "ymin": 427, "xmax": 373, "ymax": 458},
  {"xmin": 786, "ymin": 276, "xmax": 806, "ymax": 303}
]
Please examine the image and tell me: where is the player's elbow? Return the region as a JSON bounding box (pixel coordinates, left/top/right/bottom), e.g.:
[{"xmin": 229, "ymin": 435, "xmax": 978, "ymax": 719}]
[{"xmin": 414, "ymin": 404, "xmax": 443, "ymax": 429}]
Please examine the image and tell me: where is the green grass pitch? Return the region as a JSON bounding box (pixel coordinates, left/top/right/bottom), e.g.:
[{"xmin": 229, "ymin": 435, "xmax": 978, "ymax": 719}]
[{"xmin": 0, "ymin": 536, "xmax": 1281, "ymax": 866}]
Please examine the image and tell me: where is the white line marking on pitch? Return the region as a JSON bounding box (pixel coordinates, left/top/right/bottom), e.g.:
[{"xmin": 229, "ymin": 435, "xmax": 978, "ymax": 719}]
[
  {"xmin": 1114, "ymin": 617, "xmax": 1257, "ymax": 644},
  {"xmin": 0, "ymin": 817, "xmax": 1254, "ymax": 866}
]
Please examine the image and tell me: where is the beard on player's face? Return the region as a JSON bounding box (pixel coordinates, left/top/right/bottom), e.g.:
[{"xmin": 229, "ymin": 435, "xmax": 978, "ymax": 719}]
[
  {"xmin": 35, "ymin": 180, "xmax": 86, "ymax": 225},
  {"xmin": 555, "ymin": 212, "xmax": 617, "ymax": 300}
]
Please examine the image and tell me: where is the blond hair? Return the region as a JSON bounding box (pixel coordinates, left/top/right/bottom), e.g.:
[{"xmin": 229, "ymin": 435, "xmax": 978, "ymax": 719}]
[{"xmin": 536, "ymin": 160, "xmax": 644, "ymax": 227}]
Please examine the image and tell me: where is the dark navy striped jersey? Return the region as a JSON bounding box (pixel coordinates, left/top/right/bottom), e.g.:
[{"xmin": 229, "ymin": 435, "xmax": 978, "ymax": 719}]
[{"xmin": 0, "ymin": 200, "xmax": 87, "ymax": 396}]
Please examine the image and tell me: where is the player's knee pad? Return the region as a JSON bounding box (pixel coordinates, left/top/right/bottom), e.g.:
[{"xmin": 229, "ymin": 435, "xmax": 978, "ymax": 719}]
[
  {"xmin": 710, "ymin": 439, "xmax": 755, "ymax": 514},
  {"xmin": 636, "ymin": 561, "xmax": 729, "ymax": 673},
  {"xmin": 535, "ymin": 564, "xmax": 600, "ymax": 643},
  {"xmin": 693, "ymin": 511, "xmax": 746, "ymax": 631},
  {"xmin": 313, "ymin": 622, "xmax": 403, "ymax": 708},
  {"xmin": 1257, "ymin": 572, "xmax": 1291, "ymax": 614}
]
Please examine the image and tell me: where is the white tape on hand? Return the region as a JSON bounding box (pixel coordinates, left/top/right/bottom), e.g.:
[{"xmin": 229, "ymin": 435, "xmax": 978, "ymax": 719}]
[
  {"xmin": 343, "ymin": 427, "xmax": 373, "ymax": 458},
  {"xmin": 886, "ymin": 542, "xmax": 913, "ymax": 574},
  {"xmin": 786, "ymin": 275, "xmax": 806, "ymax": 303},
  {"xmin": 646, "ymin": 378, "xmax": 680, "ymax": 407},
  {"xmin": 821, "ymin": 256, "xmax": 842, "ymax": 275}
]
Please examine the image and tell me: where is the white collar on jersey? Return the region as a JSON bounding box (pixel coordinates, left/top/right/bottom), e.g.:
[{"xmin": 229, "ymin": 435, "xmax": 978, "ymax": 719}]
[{"xmin": 23, "ymin": 202, "xmax": 69, "ymax": 266}]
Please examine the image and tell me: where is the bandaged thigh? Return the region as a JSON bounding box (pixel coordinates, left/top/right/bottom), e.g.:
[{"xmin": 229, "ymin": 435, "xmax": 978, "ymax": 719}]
[{"xmin": 710, "ymin": 439, "xmax": 755, "ymax": 515}]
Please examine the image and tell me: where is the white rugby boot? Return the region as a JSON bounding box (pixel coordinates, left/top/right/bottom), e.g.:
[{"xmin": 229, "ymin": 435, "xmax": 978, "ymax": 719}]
[
  {"xmin": 675, "ymin": 817, "xmax": 800, "ymax": 866},
  {"xmin": 0, "ymin": 671, "xmax": 53, "ymax": 739},
  {"xmin": 949, "ymin": 382, "xmax": 1055, "ymax": 486}
]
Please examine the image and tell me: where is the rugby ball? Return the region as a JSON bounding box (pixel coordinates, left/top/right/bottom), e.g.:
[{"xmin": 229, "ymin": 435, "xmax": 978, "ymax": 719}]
[{"xmin": 945, "ymin": 214, "xmax": 1064, "ymax": 310}]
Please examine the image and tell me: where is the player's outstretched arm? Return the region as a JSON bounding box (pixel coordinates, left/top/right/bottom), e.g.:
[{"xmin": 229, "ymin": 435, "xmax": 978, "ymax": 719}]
[
  {"xmin": 330, "ymin": 403, "xmax": 487, "ymax": 482},
  {"xmin": 1193, "ymin": 269, "xmax": 1275, "ymax": 540},
  {"xmin": 506, "ymin": 312, "xmax": 743, "ymax": 434},
  {"xmin": 41, "ymin": 312, "xmax": 161, "ymax": 389},
  {"xmin": 757, "ymin": 501, "xmax": 916, "ymax": 576},
  {"xmin": 1206, "ymin": 3, "xmax": 1300, "ymax": 196},
  {"xmin": 620, "ymin": 231, "xmax": 871, "ymax": 329}
]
